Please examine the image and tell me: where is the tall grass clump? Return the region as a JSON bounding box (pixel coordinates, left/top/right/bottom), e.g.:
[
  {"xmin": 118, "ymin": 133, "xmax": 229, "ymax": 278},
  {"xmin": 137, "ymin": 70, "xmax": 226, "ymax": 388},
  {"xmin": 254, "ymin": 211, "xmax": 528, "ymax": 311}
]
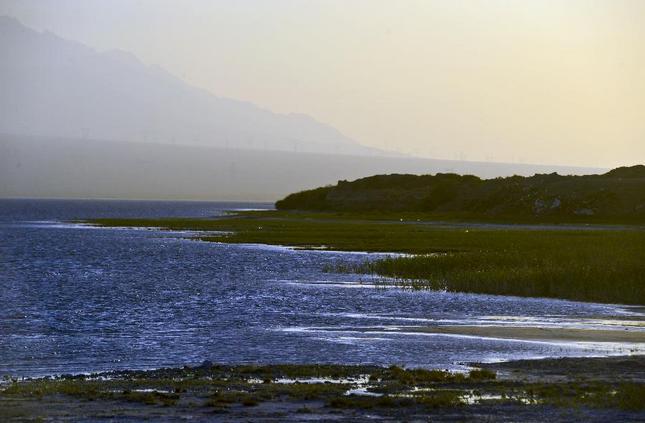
[{"xmin": 358, "ymin": 230, "xmax": 645, "ymax": 305}]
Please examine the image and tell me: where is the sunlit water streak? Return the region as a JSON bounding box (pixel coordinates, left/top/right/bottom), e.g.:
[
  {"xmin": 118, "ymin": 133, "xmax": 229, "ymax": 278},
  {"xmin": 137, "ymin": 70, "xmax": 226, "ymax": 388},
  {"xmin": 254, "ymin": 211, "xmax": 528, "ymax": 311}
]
[{"xmin": 0, "ymin": 199, "xmax": 643, "ymax": 377}]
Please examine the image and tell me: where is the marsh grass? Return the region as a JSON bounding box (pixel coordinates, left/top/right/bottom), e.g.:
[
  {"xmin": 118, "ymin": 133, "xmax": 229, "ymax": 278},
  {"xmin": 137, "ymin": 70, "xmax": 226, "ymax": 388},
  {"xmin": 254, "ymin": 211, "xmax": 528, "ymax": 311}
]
[
  {"xmin": 90, "ymin": 212, "xmax": 645, "ymax": 304},
  {"xmin": 2, "ymin": 364, "xmax": 644, "ymax": 415},
  {"xmin": 468, "ymin": 369, "xmax": 497, "ymax": 381},
  {"xmin": 353, "ymin": 230, "xmax": 645, "ymax": 304}
]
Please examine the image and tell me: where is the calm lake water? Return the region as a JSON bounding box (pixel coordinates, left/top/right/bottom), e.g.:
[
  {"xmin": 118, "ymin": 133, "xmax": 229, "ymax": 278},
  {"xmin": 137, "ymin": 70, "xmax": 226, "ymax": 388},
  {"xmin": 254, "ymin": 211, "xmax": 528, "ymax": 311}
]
[{"xmin": 1, "ymin": 199, "xmax": 643, "ymax": 377}]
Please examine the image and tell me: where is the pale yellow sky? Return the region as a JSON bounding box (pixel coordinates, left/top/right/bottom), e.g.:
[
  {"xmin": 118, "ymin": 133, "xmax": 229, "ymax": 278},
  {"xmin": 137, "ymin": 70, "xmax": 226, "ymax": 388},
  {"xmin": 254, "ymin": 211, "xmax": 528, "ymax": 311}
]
[{"xmin": 3, "ymin": 0, "xmax": 644, "ymax": 167}]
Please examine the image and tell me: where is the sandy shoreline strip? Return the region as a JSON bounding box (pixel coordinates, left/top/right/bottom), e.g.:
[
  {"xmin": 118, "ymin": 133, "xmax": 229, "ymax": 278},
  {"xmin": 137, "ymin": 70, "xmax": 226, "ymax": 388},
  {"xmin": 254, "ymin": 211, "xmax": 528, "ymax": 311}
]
[{"xmin": 394, "ymin": 325, "xmax": 645, "ymax": 343}]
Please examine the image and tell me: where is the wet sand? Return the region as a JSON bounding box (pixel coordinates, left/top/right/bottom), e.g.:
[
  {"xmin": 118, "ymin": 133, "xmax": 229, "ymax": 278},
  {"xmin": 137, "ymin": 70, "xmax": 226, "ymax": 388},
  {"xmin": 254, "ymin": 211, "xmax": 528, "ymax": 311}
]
[
  {"xmin": 315, "ymin": 323, "xmax": 645, "ymax": 343},
  {"xmin": 401, "ymin": 325, "xmax": 645, "ymax": 343}
]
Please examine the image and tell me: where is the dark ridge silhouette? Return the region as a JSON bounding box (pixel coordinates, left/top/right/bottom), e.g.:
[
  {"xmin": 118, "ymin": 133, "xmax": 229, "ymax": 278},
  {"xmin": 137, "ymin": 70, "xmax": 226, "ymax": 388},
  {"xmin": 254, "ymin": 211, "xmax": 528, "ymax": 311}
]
[
  {"xmin": 603, "ymin": 165, "xmax": 645, "ymax": 179},
  {"xmin": 276, "ymin": 165, "xmax": 645, "ymax": 220}
]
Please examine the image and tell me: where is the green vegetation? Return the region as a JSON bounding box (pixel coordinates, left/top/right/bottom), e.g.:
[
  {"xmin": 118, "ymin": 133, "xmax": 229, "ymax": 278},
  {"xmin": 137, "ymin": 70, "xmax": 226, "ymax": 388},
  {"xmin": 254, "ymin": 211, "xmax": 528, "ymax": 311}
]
[
  {"xmin": 90, "ymin": 211, "xmax": 645, "ymax": 305},
  {"xmin": 345, "ymin": 228, "xmax": 645, "ymax": 304},
  {"xmin": 2, "ymin": 360, "xmax": 644, "ymax": 420},
  {"xmin": 276, "ymin": 165, "xmax": 645, "ymax": 223}
]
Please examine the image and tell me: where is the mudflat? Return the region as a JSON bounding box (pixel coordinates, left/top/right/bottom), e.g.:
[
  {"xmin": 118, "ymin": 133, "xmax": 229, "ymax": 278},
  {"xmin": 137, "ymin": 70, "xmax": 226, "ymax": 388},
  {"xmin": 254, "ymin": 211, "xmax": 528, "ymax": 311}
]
[
  {"xmin": 394, "ymin": 325, "xmax": 645, "ymax": 343},
  {"xmin": 2, "ymin": 356, "xmax": 644, "ymax": 422}
]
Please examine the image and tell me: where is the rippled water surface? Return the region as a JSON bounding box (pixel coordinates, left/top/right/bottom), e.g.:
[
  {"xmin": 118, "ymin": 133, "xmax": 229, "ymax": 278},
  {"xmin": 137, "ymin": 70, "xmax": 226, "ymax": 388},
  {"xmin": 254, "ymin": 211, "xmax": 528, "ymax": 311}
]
[{"xmin": 1, "ymin": 199, "xmax": 643, "ymax": 377}]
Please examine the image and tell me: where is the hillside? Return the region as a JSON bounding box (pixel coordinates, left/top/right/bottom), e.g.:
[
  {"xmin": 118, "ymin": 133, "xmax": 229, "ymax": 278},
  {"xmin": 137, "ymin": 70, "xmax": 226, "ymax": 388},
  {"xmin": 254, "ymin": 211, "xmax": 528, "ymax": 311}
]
[
  {"xmin": 275, "ymin": 165, "xmax": 645, "ymax": 221},
  {"xmin": 0, "ymin": 16, "xmax": 374, "ymax": 155}
]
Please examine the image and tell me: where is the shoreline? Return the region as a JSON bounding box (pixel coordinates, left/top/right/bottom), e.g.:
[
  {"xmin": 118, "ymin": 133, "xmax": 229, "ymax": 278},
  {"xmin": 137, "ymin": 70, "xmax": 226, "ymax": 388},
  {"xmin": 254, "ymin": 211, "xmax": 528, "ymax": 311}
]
[
  {"xmin": 86, "ymin": 211, "xmax": 645, "ymax": 305},
  {"xmin": 2, "ymin": 356, "xmax": 644, "ymax": 421},
  {"xmin": 4, "ymin": 212, "xmax": 645, "ymax": 420},
  {"xmin": 377, "ymin": 324, "xmax": 645, "ymax": 343}
]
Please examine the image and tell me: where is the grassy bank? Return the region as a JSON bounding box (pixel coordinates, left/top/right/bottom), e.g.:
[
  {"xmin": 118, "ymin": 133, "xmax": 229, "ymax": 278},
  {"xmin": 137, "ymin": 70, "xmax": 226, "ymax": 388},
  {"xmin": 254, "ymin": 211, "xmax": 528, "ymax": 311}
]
[
  {"xmin": 2, "ymin": 359, "xmax": 644, "ymax": 421},
  {"xmin": 89, "ymin": 211, "xmax": 645, "ymax": 305},
  {"xmin": 349, "ymin": 229, "xmax": 645, "ymax": 305}
]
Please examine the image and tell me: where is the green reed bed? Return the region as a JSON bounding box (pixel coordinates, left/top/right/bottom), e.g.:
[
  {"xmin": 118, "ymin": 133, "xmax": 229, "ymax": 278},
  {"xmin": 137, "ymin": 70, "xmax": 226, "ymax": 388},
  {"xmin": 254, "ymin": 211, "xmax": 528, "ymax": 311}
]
[
  {"xmin": 352, "ymin": 230, "xmax": 645, "ymax": 305},
  {"xmin": 88, "ymin": 212, "xmax": 645, "ymax": 305}
]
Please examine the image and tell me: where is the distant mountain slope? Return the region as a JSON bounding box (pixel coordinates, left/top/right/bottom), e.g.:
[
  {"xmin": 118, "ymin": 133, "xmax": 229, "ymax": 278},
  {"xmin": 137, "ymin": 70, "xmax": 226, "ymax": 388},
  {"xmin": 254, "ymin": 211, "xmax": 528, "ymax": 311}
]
[
  {"xmin": 0, "ymin": 134, "xmax": 604, "ymax": 201},
  {"xmin": 276, "ymin": 166, "xmax": 645, "ymax": 220},
  {"xmin": 0, "ymin": 16, "xmax": 375, "ymax": 155}
]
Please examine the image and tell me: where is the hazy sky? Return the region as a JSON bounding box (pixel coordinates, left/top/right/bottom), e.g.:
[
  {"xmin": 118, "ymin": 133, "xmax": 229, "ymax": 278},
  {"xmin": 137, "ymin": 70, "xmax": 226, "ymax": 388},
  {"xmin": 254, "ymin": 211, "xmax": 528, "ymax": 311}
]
[{"xmin": 2, "ymin": 0, "xmax": 644, "ymax": 167}]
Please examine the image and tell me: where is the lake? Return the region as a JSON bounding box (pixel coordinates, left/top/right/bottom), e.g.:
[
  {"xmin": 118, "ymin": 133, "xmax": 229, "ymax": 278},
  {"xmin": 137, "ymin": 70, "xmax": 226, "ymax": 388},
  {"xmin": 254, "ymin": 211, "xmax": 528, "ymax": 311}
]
[{"xmin": 1, "ymin": 199, "xmax": 643, "ymax": 377}]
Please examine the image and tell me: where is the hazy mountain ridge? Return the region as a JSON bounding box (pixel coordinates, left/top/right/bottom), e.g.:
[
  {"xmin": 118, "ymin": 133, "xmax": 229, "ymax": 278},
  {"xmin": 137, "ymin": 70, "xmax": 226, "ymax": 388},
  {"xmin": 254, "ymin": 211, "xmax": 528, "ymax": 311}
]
[
  {"xmin": 0, "ymin": 16, "xmax": 376, "ymax": 155},
  {"xmin": 276, "ymin": 166, "xmax": 645, "ymax": 220},
  {"xmin": 0, "ymin": 134, "xmax": 604, "ymax": 201},
  {"xmin": 0, "ymin": 16, "xmax": 615, "ymax": 202}
]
